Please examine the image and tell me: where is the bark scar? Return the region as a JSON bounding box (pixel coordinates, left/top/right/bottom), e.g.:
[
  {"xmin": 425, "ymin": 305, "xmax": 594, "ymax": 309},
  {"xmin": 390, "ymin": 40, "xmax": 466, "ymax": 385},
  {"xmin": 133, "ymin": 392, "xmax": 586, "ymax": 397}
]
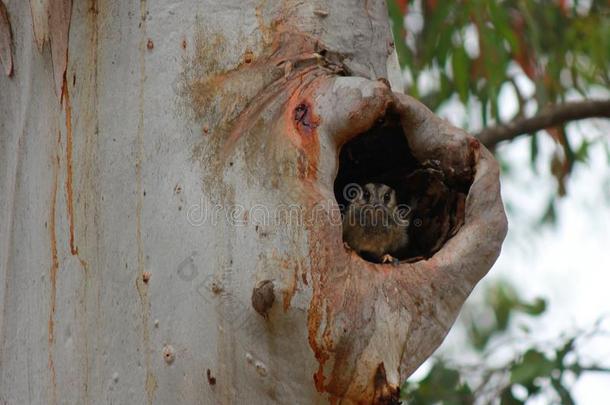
[{"xmin": 373, "ymin": 363, "xmax": 400, "ymax": 405}]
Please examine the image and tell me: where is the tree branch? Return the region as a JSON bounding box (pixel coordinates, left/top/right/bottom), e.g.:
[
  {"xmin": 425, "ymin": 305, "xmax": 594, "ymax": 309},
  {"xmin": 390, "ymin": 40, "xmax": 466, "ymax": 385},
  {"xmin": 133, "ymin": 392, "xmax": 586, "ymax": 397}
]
[{"xmin": 476, "ymin": 99, "xmax": 610, "ymax": 148}]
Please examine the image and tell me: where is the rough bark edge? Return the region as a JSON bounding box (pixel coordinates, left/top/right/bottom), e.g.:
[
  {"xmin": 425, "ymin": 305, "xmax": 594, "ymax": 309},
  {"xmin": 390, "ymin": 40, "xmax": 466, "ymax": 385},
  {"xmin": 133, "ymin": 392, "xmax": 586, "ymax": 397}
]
[{"xmin": 305, "ymin": 78, "xmax": 507, "ymax": 403}]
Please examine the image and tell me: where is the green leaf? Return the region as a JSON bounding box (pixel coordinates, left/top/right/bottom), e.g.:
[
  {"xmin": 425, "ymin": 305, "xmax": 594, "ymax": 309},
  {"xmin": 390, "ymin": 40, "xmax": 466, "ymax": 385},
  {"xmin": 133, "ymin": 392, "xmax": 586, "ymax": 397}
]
[
  {"xmin": 452, "ymin": 46, "xmax": 470, "ymax": 103},
  {"xmin": 510, "ymin": 350, "xmax": 556, "ymax": 385},
  {"xmin": 556, "ymin": 337, "xmax": 577, "ymax": 371},
  {"xmin": 575, "ymin": 139, "xmax": 591, "ymax": 163},
  {"xmin": 559, "ymin": 127, "xmax": 576, "ymax": 172},
  {"xmin": 488, "ymin": 1, "xmax": 519, "ymax": 50},
  {"xmin": 540, "ymin": 198, "xmax": 557, "ymax": 225},
  {"xmin": 530, "ymin": 133, "xmax": 539, "ymax": 172},
  {"xmin": 516, "ymin": 297, "xmax": 547, "ymax": 316}
]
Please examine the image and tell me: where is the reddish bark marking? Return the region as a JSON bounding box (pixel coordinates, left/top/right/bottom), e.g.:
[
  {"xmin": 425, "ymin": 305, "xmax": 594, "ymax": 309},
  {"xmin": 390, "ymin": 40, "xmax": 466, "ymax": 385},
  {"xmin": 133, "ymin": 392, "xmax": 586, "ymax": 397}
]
[
  {"xmin": 308, "ymin": 277, "xmax": 329, "ymax": 393},
  {"xmin": 395, "ymin": 0, "xmax": 408, "ymax": 13},
  {"xmin": 48, "ymin": 130, "xmax": 61, "ymax": 405},
  {"xmin": 303, "ymin": 87, "xmax": 436, "ymax": 401},
  {"xmin": 468, "ymin": 137, "xmax": 480, "ymax": 152},
  {"xmin": 215, "ymin": 32, "xmax": 323, "ymax": 160},
  {"xmin": 50, "ymin": 0, "xmax": 73, "ymax": 100},
  {"xmin": 62, "ymin": 77, "xmax": 79, "ymax": 256},
  {"xmin": 303, "ymin": 83, "xmax": 382, "ymax": 398},
  {"xmin": 291, "ymin": 99, "xmax": 320, "ymax": 181},
  {"xmin": 284, "ymin": 93, "xmax": 324, "ymax": 340},
  {"xmin": 282, "ymin": 259, "xmax": 299, "ymax": 311}
]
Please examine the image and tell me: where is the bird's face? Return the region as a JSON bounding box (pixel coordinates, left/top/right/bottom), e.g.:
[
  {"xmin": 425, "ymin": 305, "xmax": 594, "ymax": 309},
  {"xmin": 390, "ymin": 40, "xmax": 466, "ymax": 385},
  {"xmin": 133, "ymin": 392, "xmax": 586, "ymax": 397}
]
[{"xmin": 357, "ymin": 183, "xmax": 398, "ymax": 210}]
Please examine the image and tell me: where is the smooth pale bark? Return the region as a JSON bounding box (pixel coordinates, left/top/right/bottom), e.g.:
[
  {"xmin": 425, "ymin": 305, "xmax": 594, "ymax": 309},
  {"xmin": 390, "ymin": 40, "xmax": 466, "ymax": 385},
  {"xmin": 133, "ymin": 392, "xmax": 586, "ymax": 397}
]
[{"xmin": 0, "ymin": 1, "xmax": 507, "ymax": 404}]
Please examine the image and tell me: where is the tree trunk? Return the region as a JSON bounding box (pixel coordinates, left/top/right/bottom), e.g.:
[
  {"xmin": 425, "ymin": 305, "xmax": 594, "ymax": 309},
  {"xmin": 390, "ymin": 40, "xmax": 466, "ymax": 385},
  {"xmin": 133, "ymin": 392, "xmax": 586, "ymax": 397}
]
[{"xmin": 0, "ymin": 1, "xmax": 507, "ymax": 404}]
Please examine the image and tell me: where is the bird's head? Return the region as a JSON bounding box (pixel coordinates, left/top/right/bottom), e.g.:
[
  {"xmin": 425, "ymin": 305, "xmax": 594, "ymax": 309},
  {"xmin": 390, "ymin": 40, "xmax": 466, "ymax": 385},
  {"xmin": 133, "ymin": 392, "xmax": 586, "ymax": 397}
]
[
  {"xmin": 357, "ymin": 183, "xmax": 398, "ymax": 210},
  {"xmin": 345, "ymin": 183, "xmax": 401, "ymax": 229}
]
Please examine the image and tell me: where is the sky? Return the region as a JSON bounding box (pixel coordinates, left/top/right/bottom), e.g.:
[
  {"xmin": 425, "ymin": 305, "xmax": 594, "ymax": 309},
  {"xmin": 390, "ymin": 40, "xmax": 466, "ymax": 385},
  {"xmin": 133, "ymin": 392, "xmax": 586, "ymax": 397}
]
[{"xmin": 493, "ymin": 130, "xmax": 610, "ymax": 405}]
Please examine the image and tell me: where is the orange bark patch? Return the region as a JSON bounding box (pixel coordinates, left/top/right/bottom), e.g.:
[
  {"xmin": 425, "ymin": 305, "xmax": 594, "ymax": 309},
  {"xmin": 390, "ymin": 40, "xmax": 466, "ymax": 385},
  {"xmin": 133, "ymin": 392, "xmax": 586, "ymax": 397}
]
[
  {"xmin": 281, "ymin": 257, "xmax": 302, "ymax": 311},
  {"xmin": 293, "ymin": 101, "xmax": 320, "ymax": 181}
]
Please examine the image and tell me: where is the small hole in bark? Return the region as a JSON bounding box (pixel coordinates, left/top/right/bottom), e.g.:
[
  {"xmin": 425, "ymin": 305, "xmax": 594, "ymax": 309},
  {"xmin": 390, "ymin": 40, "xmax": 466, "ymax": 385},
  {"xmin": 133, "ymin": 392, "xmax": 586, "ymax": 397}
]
[{"xmin": 334, "ymin": 113, "xmax": 468, "ymax": 264}]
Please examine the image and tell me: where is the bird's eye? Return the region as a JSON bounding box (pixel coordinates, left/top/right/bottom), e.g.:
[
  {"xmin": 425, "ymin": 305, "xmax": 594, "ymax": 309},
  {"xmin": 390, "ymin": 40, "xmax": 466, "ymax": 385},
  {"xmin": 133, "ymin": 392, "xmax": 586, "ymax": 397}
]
[
  {"xmin": 363, "ymin": 190, "xmax": 371, "ymax": 201},
  {"xmin": 383, "ymin": 192, "xmax": 391, "ymax": 203}
]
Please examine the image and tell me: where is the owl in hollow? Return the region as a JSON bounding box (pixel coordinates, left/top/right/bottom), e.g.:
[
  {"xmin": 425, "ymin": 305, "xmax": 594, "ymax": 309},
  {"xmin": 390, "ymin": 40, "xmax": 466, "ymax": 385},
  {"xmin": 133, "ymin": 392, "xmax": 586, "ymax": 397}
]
[{"xmin": 342, "ymin": 183, "xmax": 411, "ymax": 264}]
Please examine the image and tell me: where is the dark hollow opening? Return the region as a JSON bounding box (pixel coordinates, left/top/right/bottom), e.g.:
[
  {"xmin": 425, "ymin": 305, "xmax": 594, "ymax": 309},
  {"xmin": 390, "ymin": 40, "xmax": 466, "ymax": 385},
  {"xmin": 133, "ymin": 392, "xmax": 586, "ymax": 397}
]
[{"xmin": 334, "ymin": 114, "xmax": 468, "ymax": 264}]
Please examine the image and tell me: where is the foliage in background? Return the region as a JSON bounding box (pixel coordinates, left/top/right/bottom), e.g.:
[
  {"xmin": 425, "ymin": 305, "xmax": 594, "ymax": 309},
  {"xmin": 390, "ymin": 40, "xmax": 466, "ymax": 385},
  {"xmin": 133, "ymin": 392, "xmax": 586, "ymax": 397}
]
[
  {"xmin": 388, "ymin": 0, "xmax": 610, "ymax": 214},
  {"xmin": 388, "ymin": 2, "xmax": 610, "ymax": 403},
  {"xmin": 400, "ymin": 280, "xmax": 610, "ymax": 404},
  {"xmin": 388, "ymin": 0, "xmax": 609, "ymax": 119}
]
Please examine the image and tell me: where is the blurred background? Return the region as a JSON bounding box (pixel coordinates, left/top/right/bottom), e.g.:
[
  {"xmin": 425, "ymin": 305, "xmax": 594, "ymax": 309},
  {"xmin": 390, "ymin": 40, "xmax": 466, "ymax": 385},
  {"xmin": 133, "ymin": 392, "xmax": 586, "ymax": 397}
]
[{"xmin": 387, "ymin": 1, "xmax": 610, "ymax": 404}]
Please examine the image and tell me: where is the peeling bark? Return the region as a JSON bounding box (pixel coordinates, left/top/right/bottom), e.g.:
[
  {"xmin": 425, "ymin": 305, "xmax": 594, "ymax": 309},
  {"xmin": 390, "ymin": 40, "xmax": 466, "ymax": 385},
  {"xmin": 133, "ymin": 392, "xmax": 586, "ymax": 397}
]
[
  {"xmin": 0, "ymin": 1, "xmax": 12, "ymax": 76},
  {"xmin": 29, "ymin": 0, "xmax": 72, "ymax": 98}
]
